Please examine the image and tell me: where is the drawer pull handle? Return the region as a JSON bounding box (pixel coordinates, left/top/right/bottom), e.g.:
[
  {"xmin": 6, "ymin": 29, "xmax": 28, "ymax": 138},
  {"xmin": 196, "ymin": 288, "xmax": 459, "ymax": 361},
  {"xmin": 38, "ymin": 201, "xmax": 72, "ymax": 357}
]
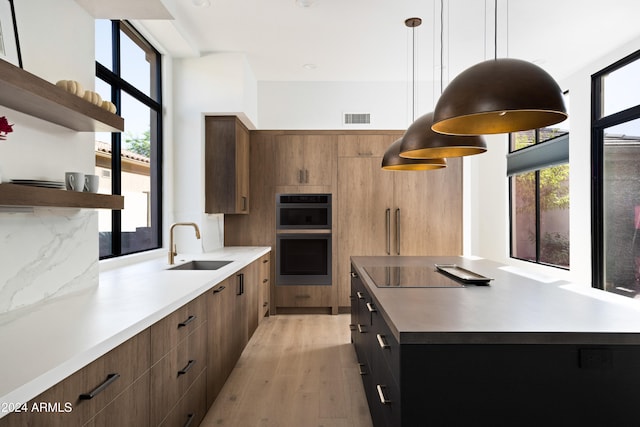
[
  {"xmin": 358, "ymin": 363, "xmax": 367, "ymax": 375},
  {"xmin": 263, "ymin": 279, "xmax": 269, "ymax": 283},
  {"xmin": 349, "ymin": 324, "xmax": 357, "ymax": 331},
  {"xmin": 213, "ymin": 285, "xmax": 226, "ymax": 294},
  {"xmin": 79, "ymin": 373, "xmax": 120, "ymax": 400},
  {"xmin": 295, "ymin": 294, "xmax": 311, "ymax": 299},
  {"xmin": 178, "ymin": 315, "xmax": 196, "ymax": 328},
  {"xmin": 178, "ymin": 360, "xmax": 196, "ymax": 376},
  {"xmin": 350, "ymin": 272, "xmax": 358, "ymax": 278},
  {"xmin": 263, "ymin": 259, "xmax": 269, "ymax": 264},
  {"xmin": 184, "ymin": 413, "xmax": 195, "ymax": 427},
  {"xmin": 366, "ymin": 302, "xmax": 377, "ymax": 313},
  {"xmin": 357, "ymin": 324, "xmax": 366, "ymax": 333},
  {"xmin": 377, "ymin": 334, "xmax": 390, "ymax": 349},
  {"xmin": 263, "ymin": 302, "xmax": 269, "ymax": 307},
  {"xmin": 356, "ymin": 292, "xmax": 365, "ymax": 300},
  {"xmin": 376, "ymin": 385, "xmax": 391, "ymax": 405}
]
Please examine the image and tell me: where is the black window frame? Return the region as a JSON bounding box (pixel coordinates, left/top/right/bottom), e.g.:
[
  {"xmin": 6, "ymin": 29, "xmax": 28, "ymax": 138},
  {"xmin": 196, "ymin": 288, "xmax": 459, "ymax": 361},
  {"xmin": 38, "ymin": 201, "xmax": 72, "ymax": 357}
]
[
  {"xmin": 508, "ymin": 126, "xmax": 570, "ymax": 270},
  {"xmin": 97, "ymin": 20, "xmax": 163, "ymax": 259},
  {"xmin": 591, "ymin": 49, "xmax": 640, "ymax": 289}
]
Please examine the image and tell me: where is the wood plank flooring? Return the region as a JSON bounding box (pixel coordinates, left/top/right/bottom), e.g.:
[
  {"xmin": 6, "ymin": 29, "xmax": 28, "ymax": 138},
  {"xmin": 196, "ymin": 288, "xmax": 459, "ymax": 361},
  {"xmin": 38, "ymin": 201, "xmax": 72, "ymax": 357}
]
[{"xmin": 200, "ymin": 314, "xmax": 373, "ymax": 427}]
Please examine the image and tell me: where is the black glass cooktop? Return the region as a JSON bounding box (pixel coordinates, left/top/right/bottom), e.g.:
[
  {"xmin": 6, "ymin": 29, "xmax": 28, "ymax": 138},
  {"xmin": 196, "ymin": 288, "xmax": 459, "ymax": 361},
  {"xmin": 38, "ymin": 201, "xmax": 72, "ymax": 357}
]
[{"xmin": 363, "ymin": 266, "xmax": 465, "ymax": 288}]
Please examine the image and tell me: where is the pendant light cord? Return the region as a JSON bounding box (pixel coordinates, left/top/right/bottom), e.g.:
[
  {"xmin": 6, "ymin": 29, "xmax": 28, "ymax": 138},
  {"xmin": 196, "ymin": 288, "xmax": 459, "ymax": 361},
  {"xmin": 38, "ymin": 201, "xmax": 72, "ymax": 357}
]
[
  {"xmin": 494, "ymin": 0, "xmax": 497, "ymax": 60},
  {"xmin": 412, "ymin": 23, "xmax": 416, "ymax": 121},
  {"xmin": 440, "ymin": 0, "xmax": 444, "ymax": 95}
]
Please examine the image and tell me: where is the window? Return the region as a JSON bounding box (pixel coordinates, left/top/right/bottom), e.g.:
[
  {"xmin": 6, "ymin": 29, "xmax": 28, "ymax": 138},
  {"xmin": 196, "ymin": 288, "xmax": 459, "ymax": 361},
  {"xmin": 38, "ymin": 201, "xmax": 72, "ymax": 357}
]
[
  {"xmin": 95, "ymin": 21, "xmax": 162, "ymax": 258},
  {"xmin": 508, "ymin": 104, "xmax": 570, "ymax": 269},
  {"xmin": 592, "ymin": 50, "xmax": 640, "ymax": 298}
]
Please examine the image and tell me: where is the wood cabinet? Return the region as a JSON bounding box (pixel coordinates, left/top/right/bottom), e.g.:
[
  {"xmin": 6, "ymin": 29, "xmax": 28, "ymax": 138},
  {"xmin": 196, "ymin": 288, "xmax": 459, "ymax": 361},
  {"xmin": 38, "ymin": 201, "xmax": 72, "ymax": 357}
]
[
  {"xmin": 205, "ymin": 116, "xmax": 250, "ymax": 214},
  {"xmin": 0, "ymin": 330, "xmax": 150, "ymax": 427},
  {"xmin": 274, "ymin": 134, "xmax": 335, "ymax": 187},
  {"xmin": 206, "ymin": 277, "xmax": 235, "ymax": 407},
  {"xmin": 150, "ymin": 295, "xmax": 207, "ymax": 427},
  {"xmin": 337, "ymin": 134, "xmax": 463, "ymax": 308},
  {"xmin": 258, "ymin": 253, "xmax": 271, "ymax": 321}
]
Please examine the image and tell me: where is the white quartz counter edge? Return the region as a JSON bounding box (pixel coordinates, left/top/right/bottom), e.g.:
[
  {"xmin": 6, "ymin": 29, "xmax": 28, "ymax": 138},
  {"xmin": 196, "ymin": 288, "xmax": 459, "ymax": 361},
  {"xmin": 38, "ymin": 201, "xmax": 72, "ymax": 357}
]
[{"xmin": 0, "ymin": 246, "xmax": 270, "ymax": 417}]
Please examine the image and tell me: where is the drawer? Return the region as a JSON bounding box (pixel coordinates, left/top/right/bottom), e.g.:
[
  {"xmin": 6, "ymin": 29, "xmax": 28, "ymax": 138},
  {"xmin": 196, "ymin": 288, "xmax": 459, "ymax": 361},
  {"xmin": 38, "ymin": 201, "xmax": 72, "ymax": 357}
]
[
  {"xmin": 83, "ymin": 371, "xmax": 150, "ymax": 427},
  {"xmin": 151, "ymin": 294, "xmax": 207, "ymax": 364},
  {"xmin": 151, "ymin": 323, "xmax": 207, "ymax": 426},
  {"xmin": 275, "ymin": 285, "xmax": 332, "ymax": 308},
  {"xmin": 158, "ymin": 370, "xmax": 207, "ymax": 427},
  {"xmin": 0, "ymin": 329, "xmax": 150, "ymax": 427},
  {"xmin": 370, "ymin": 354, "xmax": 401, "ymax": 427},
  {"xmin": 370, "ymin": 310, "xmax": 400, "ymax": 384}
]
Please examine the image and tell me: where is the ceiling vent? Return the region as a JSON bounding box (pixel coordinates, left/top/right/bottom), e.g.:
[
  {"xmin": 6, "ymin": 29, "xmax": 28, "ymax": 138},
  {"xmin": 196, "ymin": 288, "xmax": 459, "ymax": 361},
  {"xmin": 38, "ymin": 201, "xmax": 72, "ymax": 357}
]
[{"xmin": 343, "ymin": 113, "xmax": 371, "ymax": 125}]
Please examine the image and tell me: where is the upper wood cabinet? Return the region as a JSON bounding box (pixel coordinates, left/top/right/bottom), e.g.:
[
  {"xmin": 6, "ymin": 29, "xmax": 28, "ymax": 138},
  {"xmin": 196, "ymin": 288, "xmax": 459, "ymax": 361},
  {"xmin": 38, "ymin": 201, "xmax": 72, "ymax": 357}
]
[
  {"xmin": 205, "ymin": 116, "xmax": 250, "ymax": 214},
  {"xmin": 274, "ymin": 134, "xmax": 335, "ymax": 186}
]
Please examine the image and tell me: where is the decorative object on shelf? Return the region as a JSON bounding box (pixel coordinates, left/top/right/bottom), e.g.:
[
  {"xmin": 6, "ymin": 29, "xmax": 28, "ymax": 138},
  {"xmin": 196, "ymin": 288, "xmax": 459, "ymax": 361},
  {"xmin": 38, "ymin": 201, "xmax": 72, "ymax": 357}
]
[
  {"xmin": 0, "ymin": 115, "xmax": 13, "ymax": 140},
  {"xmin": 431, "ymin": 0, "xmax": 567, "ymax": 135},
  {"xmin": 65, "ymin": 172, "xmax": 85, "ymax": 192},
  {"xmin": 101, "ymin": 100, "xmax": 116, "ymax": 113},
  {"xmin": 55, "ymin": 80, "xmax": 85, "ymax": 98},
  {"xmin": 0, "ymin": 0, "xmax": 22, "ymax": 68},
  {"xmin": 82, "ymin": 90, "xmax": 103, "ymax": 106},
  {"xmin": 382, "ymin": 17, "xmax": 447, "ymax": 171},
  {"xmin": 84, "ymin": 174, "xmax": 99, "ymax": 193},
  {"xmin": 399, "ymin": 0, "xmax": 487, "ymax": 159}
]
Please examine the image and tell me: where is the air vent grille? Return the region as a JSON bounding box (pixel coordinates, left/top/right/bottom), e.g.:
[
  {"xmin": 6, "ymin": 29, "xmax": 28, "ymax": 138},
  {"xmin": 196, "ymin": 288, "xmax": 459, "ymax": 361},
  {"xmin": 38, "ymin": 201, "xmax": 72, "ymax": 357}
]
[{"xmin": 344, "ymin": 113, "xmax": 371, "ymax": 125}]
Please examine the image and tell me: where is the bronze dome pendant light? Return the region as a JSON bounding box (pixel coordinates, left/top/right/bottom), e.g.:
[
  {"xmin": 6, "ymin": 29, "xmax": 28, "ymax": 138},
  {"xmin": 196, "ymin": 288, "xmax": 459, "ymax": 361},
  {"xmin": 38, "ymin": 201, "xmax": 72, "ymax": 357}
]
[
  {"xmin": 399, "ymin": 0, "xmax": 486, "ymax": 159},
  {"xmin": 431, "ymin": 0, "xmax": 567, "ymax": 136},
  {"xmin": 381, "ymin": 17, "xmax": 447, "ymax": 171}
]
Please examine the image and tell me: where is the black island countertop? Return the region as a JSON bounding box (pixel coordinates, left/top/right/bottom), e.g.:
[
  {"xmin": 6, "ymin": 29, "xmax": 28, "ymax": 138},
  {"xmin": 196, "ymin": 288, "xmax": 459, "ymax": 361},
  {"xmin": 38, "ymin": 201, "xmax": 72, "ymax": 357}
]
[{"xmin": 351, "ymin": 255, "xmax": 640, "ymax": 345}]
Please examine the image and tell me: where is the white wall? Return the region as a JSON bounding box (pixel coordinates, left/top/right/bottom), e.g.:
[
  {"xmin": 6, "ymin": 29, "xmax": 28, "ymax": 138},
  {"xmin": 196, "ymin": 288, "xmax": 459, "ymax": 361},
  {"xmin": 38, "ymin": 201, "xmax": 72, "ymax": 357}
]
[
  {"xmin": 0, "ymin": 0, "xmax": 98, "ymax": 312},
  {"xmin": 171, "ymin": 53, "xmax": 258, "ymax": 253}
]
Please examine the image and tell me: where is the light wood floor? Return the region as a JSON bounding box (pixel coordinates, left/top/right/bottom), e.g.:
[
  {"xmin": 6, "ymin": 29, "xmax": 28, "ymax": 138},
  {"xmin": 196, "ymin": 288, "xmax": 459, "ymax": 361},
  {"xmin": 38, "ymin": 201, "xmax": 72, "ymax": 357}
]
[{"xmin": 201, "ymin": 314, "xmax": 373, "ymax": 427}]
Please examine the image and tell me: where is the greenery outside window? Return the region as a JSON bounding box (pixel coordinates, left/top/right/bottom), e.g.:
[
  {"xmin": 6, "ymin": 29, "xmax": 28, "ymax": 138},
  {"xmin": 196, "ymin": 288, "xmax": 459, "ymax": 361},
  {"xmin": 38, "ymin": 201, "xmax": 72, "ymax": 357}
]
[
  {"xmin": 508, "ymin": 115, "xmax": 570, "ymax": 269},
  {"xmin": 95, "ymin": 20, "xmax": 162, "ymax": 258}
]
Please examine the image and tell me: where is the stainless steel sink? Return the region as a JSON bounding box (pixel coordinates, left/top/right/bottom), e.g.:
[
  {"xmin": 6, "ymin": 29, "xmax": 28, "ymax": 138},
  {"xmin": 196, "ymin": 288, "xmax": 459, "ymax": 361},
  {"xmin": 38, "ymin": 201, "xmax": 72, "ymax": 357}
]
[{"xmin": 168, "ymin": 260, "xmax": 232, "ymax": 271}]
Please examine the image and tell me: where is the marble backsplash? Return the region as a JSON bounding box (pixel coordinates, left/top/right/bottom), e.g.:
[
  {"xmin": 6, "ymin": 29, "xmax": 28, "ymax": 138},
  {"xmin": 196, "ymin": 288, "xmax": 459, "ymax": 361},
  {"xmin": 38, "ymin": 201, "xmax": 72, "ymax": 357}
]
[{"xmin": 0, "ymin": 208, "xmax": 98, "ymax": 313}]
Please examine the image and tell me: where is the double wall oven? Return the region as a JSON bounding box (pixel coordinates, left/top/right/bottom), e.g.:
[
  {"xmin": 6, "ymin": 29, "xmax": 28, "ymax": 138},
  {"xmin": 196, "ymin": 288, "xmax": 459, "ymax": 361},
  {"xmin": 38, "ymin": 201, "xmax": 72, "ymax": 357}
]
[{"xmin": 276, "ymin": 194, "xmax": 332, "ymax": 286}]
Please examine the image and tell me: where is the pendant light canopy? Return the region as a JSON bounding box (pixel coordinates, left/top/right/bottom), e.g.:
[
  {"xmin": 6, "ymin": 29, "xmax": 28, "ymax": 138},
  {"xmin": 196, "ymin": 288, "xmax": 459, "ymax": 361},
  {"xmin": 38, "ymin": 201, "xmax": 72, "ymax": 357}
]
[
  {"xmin": 382, "ymin": 138, "xmax": 447, "ymax": 171},
  {"xmin": 431, "ymin": 58, "xmax": 567, "ymax": 135},
  {"xmin": 399, "ymin": 112, "xmax": 487, "ymax": 159}
]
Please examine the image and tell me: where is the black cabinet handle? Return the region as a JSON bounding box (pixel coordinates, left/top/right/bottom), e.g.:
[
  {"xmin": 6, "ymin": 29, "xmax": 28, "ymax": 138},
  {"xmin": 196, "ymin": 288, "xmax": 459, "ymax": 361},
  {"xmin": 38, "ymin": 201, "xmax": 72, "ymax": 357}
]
[
  {"xmin": 236, "ymin": 273, "xmax": 245, "ymax": 295},
  {"xmin": 358, "ymin": 363, "xmax": 367, "ymax": 376},
  {"xmin": 349, "ymin": 324, "xmax": 357, "ymax": 331},
  {"xmin": 263, "ymin": 278, "xmax": 269, "ymax": 283},
  {"xmin": 79, "ymin": 373, "xmax": 120, "ymax": 400},
  {"xmin": 178, "ymin": 315, "xmax": 196, "ymax": 328},
  {"xmin": 350, "ymin": 271, "xmax": 358, "ymax": 278},
  {"xmin": 184, "ymin": 413, "xmax": 195, "ymax": 427},
  {"xmin": 213, "ymin": 285, "xmax": 226, "ymax": 294},
  {"xmin": 178, "ymin": 360, "xmax": 196, "ymax": 376},
  {"xmin": 242, "ymin": 196, "xmax": 247, "ymax": 211},
  {"xmin": 263, "ymin": 259, "xmax": 269, "ymax": 264}
]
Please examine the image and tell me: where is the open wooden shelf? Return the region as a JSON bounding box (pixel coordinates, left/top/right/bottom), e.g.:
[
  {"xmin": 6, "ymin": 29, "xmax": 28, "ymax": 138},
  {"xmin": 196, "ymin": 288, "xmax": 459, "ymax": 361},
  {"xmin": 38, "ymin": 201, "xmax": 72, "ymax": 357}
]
[
  {"xmin": 0, "ymin": 183, "xmax": 124, "ymax": 210},
  {"xmin": 0, "ymin": 59, "xmax": 124, "ymax": 132}
]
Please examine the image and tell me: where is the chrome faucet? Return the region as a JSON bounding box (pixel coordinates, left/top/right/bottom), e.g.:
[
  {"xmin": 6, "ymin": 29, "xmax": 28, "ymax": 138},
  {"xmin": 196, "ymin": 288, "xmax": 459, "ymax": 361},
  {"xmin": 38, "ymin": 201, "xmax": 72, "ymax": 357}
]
[{"xmin": 168, "ymin": 222, "xmax": 201, "ymax": 264}]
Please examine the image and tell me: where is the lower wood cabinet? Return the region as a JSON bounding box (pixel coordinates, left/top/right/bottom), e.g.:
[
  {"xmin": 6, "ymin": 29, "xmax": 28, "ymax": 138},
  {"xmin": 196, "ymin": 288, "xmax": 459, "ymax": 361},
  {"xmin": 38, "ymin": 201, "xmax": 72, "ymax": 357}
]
[
  {"xmin": 258, "ymin": 253, "xmax": 270, "ymax": 321},
  {"xmin": 275, "ymin": 285, "xmax": 332, "ymax": 310},
  {"xmin": 0, "ymin": 254, "xmax": 270, "ymax": 427}
]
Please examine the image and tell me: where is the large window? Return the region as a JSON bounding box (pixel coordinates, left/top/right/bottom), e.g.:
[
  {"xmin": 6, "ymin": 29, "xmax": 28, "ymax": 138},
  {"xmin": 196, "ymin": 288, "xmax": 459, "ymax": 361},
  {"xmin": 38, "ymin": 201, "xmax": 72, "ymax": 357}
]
[
  {"xmin": 592, "ymin": 50, "xmax": 640, "ymax": 298},
  {"xmin": 508, "ymin": 110, "xmax": 570, "ymax": 269},
  {"xmin": 95, "ymin": 21, "xmax": 162, "ymax": 258}
]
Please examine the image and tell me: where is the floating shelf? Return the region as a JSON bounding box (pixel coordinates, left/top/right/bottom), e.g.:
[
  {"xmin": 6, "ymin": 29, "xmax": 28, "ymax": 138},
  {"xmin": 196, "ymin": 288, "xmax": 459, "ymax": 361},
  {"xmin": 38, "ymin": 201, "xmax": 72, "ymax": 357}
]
[
  {"xmin": 0, "ymin": 184, "xmax": 124, "ymax": 210},
  {"xmin": 0, "ymin": 59, "xmax": 124, "ymax": 132}
]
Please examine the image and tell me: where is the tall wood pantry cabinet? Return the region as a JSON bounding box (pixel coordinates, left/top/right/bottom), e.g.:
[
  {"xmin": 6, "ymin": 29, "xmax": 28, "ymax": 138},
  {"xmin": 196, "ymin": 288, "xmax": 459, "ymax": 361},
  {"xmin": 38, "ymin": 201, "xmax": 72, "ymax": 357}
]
[{"xmin": 336, "ymin": 134, "xmax": 463, "ymax": 308}]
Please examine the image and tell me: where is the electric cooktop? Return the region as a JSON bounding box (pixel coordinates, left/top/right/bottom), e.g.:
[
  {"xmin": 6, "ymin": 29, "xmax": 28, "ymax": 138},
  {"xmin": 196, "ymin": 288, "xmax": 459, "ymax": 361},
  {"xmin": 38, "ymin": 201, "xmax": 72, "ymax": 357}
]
[{"xmin": 363, "ymin": 264, "xmax": 491, "ymax": 288}]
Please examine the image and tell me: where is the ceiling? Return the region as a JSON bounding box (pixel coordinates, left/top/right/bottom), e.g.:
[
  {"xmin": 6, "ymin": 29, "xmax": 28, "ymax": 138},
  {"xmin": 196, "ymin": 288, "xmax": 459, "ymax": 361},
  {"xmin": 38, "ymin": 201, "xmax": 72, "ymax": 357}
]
[{"xmin": 82, "ymin": 0, "xmax": 640, "ymax": 84}]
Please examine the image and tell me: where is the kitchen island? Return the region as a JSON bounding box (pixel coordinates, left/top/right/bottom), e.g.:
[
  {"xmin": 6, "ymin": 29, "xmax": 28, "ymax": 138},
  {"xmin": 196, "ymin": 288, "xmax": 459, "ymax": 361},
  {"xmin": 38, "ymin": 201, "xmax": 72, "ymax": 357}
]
[{"xmin": 351, "ymin": 256, "xmax": 640, "ymax": 427}]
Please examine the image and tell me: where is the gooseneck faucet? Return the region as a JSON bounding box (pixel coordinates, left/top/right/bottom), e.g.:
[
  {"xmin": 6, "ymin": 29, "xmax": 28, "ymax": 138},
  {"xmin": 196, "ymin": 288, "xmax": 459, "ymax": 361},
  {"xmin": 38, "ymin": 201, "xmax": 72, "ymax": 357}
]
[{"xmin": 168, "ymin": 222, "xmax": 201, "ymax": 264}]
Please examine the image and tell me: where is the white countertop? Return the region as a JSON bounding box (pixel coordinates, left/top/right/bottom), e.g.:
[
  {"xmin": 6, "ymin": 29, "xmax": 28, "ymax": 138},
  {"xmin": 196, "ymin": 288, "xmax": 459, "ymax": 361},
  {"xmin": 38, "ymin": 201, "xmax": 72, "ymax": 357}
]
[{"xmin": 0, "ymin": 246, "xmax": 270, "ymax": 417}]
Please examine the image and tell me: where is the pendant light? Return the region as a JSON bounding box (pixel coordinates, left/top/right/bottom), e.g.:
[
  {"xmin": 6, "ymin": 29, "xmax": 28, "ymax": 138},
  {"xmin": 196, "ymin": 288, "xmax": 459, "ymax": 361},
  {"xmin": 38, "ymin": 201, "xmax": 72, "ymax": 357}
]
[
  {"xmin": 399, "ymin": 0, "xmax": 486, "ymax": 159},
  {"xmin": 431, "ymin": 0, "xmax": 567, "ymax": 135},
  {"xmin": 381, "ymin": 17, "xmax": 447, "ymax": 171}
]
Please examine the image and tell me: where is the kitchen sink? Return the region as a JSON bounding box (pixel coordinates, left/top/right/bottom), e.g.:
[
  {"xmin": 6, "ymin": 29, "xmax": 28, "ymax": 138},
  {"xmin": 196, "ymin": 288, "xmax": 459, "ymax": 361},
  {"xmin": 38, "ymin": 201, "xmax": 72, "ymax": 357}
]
[{"xmin": 168, "ymin": 260, "xmax": 233, "ymax": 271}]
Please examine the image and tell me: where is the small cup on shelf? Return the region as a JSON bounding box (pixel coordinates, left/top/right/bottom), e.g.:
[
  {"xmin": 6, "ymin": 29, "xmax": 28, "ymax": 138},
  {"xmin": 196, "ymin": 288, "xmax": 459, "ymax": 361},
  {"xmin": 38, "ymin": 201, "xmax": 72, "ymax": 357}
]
[
  {"xmin": 65, "ymin": 172, "xmax": 85, "ymax": 192},
  {"xmin": 84, "ymin": 174, "xmax": 99, "ymax": 193}
]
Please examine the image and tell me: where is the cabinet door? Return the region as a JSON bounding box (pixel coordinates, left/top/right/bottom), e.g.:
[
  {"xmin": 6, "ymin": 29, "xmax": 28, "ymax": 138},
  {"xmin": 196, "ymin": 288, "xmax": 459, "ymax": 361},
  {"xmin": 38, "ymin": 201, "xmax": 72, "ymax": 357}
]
[
  {"xmin": 206, "ymin": 277, "xmax": 235, "ymax": 407},
  {"xmin": 393, "ymin": 157, "xmax": 463, "ymax": 256},
  {"xmin": 235, "ymin": 121, "xmax": 250, "ymax": 213},
  {"xmin": 274, "ymin": 134, "xmax": 305, "ymax": 186},
  {"xmin": 302, "ymin": 134, "xmax": 335, "ymax": 186},
  {"xmin": 205, "ymin": 116, "xmax": 250, "ymax": 214},
  {"xmin": 245, "ymin": 260, "xmax": 259, "ymax": 340},
  {"xmin": 259, "ymin": 253, "xmax": 271, "ymax": 320},
  {"xmin": 337, "ymin": 156, "xmax": 394, "ymax": 307},
  {"xmin": 84, "ymin": 372, "xmax": 150, "ymax": 427}
]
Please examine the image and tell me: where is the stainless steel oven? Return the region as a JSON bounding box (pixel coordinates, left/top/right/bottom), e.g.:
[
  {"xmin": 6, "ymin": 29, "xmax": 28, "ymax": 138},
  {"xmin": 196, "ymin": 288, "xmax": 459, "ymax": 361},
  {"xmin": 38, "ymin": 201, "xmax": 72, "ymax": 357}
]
[{"xmin": 276, "ymin": 194, "xmax": 332, "ymax": 286}]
